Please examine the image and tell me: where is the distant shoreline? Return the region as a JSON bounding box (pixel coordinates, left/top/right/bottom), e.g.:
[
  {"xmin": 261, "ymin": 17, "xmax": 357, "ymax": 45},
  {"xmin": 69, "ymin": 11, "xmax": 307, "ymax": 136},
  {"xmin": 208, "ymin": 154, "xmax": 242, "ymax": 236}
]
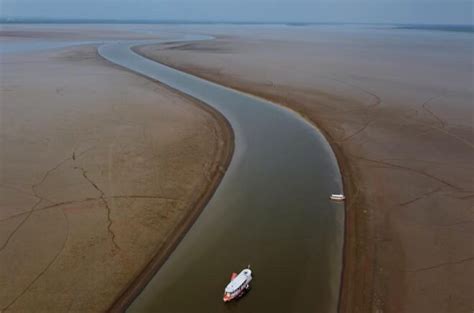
[
  {"xmin": 395, "ymin": 24, "xmax": 474, "ymax": 33},
  {"xmin": 1, "ymin": 19, "xmax": 473, "ymax": 33}
]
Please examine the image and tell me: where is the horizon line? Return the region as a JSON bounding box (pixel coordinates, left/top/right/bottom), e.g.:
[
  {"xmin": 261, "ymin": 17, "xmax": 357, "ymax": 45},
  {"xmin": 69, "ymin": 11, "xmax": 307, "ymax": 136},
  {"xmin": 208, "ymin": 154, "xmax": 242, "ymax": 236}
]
[{"xmin": 1, "ymin": 17, "xmax": 473, "ymax": 27}]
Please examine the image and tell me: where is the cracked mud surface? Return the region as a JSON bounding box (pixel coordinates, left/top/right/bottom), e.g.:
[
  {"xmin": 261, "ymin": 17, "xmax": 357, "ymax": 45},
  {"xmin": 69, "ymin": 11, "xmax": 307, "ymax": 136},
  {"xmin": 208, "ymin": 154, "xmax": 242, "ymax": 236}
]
[
  {"xmin": 136, "ymin": 26, "xmax": 473, "ymax": 313},
  {"xmin": 0, "ymin": 39, "xmax": 233, "ymax": 312}
]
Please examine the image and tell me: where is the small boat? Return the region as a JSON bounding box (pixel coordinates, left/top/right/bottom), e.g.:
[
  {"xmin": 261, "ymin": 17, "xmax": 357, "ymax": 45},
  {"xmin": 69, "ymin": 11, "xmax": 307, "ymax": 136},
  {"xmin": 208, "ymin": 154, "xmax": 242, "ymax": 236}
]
[
  {"xmin": 330, "ymin": 194, "xmax": 346, "ymax": 201},
  {"xmin": 223, "ymin": 266, "xmax": 253, "ymax": 302}
]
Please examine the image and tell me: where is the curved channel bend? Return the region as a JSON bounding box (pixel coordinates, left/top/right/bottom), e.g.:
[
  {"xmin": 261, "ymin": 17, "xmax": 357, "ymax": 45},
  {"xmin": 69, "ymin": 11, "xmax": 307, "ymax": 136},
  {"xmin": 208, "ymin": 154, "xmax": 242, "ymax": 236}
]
[{"xmin": 99, "ymin": 36, "xmax": 345, "ymax": 313}]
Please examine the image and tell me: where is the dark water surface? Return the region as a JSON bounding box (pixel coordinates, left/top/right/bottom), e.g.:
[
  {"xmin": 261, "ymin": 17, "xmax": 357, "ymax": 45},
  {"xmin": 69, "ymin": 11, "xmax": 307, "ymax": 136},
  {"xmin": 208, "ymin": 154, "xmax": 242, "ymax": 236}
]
[{"xmin": 99, "ymin": 38, "xmax": 344, "ymax": 313}]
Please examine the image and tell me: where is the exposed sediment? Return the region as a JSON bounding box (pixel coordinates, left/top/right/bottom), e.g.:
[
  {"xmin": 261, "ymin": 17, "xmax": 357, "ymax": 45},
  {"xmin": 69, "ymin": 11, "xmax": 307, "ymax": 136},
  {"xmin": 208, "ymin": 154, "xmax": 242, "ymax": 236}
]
[
  {"xmin": 0, "ymin": 38, "xmax": 233, "ymax": 312},
  {"xmin": 135, "ymin": 28, "xmax": 474, "ymax": 313}
]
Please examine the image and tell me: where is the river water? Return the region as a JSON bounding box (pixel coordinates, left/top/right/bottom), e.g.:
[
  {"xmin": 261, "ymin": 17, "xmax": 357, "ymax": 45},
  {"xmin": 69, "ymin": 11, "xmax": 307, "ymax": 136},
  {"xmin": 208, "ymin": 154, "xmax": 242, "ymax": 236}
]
[{"xmin": 99, "ymin": 38, "xmax": 345, "ymax": 313}]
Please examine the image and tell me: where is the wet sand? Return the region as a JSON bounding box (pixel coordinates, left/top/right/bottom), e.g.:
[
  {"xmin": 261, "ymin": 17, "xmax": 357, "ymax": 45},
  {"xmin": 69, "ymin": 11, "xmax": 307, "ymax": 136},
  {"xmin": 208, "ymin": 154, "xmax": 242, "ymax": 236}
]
[
  {"xmin": 136, "ymin": 25, "xmax": 474, "ymax": 313},
  {"xmin": 0, "ymin": 33, "xmax": 233, "ymax": 312}
]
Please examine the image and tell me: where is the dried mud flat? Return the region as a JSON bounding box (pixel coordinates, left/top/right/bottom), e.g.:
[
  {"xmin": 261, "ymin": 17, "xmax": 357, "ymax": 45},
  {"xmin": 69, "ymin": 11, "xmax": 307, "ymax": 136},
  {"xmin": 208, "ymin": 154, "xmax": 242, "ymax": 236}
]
[
  {"xmin": 137, "ymin": 26, "xmax": 474, "ymax": 313},
  {"xmin": 0, "ymin": 36, "xmax": 233, "ymax": 312}
]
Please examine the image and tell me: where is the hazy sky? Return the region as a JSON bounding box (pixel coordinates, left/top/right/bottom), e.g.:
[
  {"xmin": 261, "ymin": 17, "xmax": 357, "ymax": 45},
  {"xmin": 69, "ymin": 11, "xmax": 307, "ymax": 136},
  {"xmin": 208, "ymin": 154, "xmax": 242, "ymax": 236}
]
[{"xmin": 1, "ymin": 0, "xmax": 472, "ymax": 24}]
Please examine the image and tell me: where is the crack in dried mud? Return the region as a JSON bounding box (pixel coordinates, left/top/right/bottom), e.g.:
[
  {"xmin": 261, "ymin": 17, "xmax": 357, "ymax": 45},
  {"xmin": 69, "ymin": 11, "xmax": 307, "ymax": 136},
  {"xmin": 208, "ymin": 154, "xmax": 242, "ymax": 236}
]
[
  {"xmin": 0, "ymin": 195, "xmax": 179, "ymax": 223},
  {"xmin": 0, "ymin": 148, "xmax": 94, "ymax": 253},
  {"xmin": 406, "ymin": 96, "xmax": 474, "ymax": 149},
  {"xmin": 0, "ymin": 199, "xmax": 43, "ymax": 253},
  {"xmin": 405, "ymin": 256, "xmax": 474, "ymax": 273},
  {"xmin": 421, "ymin": 96, "xmax": 445, "ymax": 128},
  {"xmin": 74, "ymin": 166, "xmax": 120, "ymax": 251},
  {"xmin": 327, "ymin": 76, "xmax": 382, "ymax": 142},
  {"xmin": 351, "ymin": 154, "xmax": 463, "ymax": 191},
  {"xmin": 2, "ymin": 209, "xmax": 70, "ymax": 311},
  {"xmin": 399, "ymin": 187, "xmax": 442, "ymax": 207}
]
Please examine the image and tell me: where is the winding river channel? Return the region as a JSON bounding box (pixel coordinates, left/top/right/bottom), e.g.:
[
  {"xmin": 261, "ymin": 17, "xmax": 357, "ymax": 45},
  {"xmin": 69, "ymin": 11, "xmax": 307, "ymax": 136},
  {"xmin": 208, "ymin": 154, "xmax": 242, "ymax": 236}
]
[
  {"xmin": 98, "ymin": 36, "xmax": 345, "ymax": 313},
  {"xmin": 1, "ymin": 33, "xmax": 345, "ymax": 312}
]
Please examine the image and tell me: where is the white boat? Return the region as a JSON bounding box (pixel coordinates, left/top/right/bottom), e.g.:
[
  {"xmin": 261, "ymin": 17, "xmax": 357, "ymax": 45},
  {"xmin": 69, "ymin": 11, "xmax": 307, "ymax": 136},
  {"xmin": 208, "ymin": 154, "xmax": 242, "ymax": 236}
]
[
  {"xmin": 223, "ymin": 267, "xmax": 253, "ymax": 302},
  {"xmin": 330, "ymin": 194, "xmax": 346, "ymax": 201}
]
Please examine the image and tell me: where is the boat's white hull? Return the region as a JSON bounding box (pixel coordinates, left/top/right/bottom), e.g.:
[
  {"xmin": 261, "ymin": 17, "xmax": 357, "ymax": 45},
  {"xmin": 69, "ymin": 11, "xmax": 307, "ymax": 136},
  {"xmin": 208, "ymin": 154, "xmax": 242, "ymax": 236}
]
[{"xmin": 223, "ymin": 268, "xmax": 253, "ymax": 302}]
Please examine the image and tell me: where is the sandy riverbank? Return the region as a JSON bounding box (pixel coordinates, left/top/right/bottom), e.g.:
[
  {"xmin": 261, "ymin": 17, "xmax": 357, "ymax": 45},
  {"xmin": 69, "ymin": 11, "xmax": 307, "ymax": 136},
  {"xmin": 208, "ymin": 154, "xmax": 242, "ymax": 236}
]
[
  {"xmin": 0, "ymin": 30, "xmax": 233, "ymax": 312},
  {"xmin": 136, "ymin": 26, "xmax": 473, "ymax": 313}
]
